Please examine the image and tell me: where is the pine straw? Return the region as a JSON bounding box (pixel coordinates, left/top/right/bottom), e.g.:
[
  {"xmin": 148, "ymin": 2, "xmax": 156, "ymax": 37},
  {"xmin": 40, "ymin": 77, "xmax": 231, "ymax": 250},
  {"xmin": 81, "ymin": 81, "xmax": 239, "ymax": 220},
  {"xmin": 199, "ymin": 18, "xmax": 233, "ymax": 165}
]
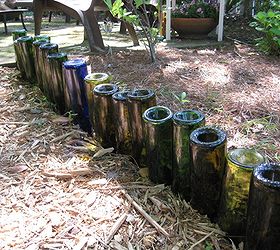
[{"xmin": 0, "ymin": 42, "xmax": 279, "ymax": 249}]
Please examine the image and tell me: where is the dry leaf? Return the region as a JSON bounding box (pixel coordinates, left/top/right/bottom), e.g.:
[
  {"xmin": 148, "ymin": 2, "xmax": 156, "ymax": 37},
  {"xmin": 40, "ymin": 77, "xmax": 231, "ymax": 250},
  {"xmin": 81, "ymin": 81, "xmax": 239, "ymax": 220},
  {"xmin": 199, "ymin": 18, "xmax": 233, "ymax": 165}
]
[
  {"xmin": 52, "ymin": 116, "xmax": 70, "ymax": 124},
  {"xmin": 138, "ymin": 168, "xmax": 149, "ymax": 178},
  {"xmin": 9, "ymin": 164, "xmax": 28, "ymax": 173}
]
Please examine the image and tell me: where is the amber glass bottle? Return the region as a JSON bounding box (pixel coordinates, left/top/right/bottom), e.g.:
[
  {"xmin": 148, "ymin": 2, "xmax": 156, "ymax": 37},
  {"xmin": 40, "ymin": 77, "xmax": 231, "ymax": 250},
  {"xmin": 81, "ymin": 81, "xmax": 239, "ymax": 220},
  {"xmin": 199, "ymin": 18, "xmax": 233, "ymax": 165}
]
[
  {"xmin": 190, "ymin": 126, "xmax": 227, "ymax": 220},
  {"xmin": 39, "ymin": 43, "xmax": 58, "ymax": 99},
  {"xmin": 84, "ymin": 73, "xmax": 111, "ymax": 127},
  {"xmin": 218, "ymin": 148, "xmax": 266, "ymax": 238},
  {"xmin": 143, "ymin": 106, "xmax": 173, "ymax": 184},
  {"xmin": 127, "ymin": 89, "xmax": 156, "ymax": 166},
  {"xmin": 93, "ymin": 83, "xmax": 119, "ymax": 148},
  {"xmin": 112, "ymin": 91, "xmax": 132, "ymax": 154},
  {"xmin": 172, "ymin": 110, "xmax": 205, "ymax": 201},
  {"xmin": 47, "ymin": 53, "xmax": 68, "ymax": 114},
  {"xmin": 246, "ymin": 163, "xmax": 280, "ymax": 250}
]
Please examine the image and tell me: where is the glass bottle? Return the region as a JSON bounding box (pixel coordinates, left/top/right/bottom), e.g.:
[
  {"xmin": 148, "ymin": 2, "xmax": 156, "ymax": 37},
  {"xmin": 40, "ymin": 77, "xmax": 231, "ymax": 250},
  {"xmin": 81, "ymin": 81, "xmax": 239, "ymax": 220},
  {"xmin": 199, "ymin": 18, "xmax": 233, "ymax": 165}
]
[
  {"xmin": 93, "ymin": 83, "xmax": 119, "ymax": 147},
  {"xmin": 143, "ymin": 106, "xmax": 173, "ymax": 184},
  {"xmin": 246, "ymin": 163, "xmax": 280, "ymax": 250},
  {"xmin": 172, "ymin": 110, "xmax": 205, "ymax": 201},
  {"xmin": 47, "ymin": 53, "xmax": 68, "ymax": 114},
  {"xmin": 112, "ymin": 91, "xmax": 132, "ymax": 154},
  {"xmin": 63, "ymin": 59, "xmax": 91, "ymax": 133},
  {"xmin": 190, "ymin": 126, "xmax": 227, "ymax": 220},
  {"xmin": 218, "ymin": 148, "xmax": 266, "ymax": 238},
  {"xmin": 127, "ymin": 89, "xmax": 156, "ymax": 166}
]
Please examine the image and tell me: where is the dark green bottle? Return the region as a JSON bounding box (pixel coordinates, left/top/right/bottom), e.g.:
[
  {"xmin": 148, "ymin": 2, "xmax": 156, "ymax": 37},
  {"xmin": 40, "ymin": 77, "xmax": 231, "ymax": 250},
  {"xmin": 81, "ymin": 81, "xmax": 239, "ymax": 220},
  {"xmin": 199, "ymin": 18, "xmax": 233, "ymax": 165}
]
[
  {"xmin": 172, "ymin": 110, "xmax": 205, "ymax": 201},
  {"xmin": 16, "ymin": 36, "xmax": 35, "ymax": 82},
  {"xmin": 12, "ymin": 30, "xmax": 27, "ymax": 74},
  {"xmin": 39, "ymin": 43, "xmax": 58, "ymax": 99},
  {"xmin": 93, "ymin": 83, "xmax": 119, "ymax": 148},
  {"xmin": 12, "ymin": 29, "xmax": 27, "ymax": 41},
  {"xmin": 218, "ymin": 148, "xmax": 266, "ymax": 238},
  {"xmin": 190, "ymin": 126, "xmax": 227, "ymax": 220},
  {"xmin": 32, "ymin": 39, "xmax": 49, "ymax": 89},
  {"xmin": 143, "ymin": 106, "xmax": 173, "ymax": 184},
  {"xmin": 246, "ymin": 163, "xmax": 280, "ymax": 250},
  {"xmin": 127, "ymin": 89, "xmax": 156, "ymax": 166},
  {"xmin": 34, "ymin": 35, "xmax": 50, "ymax": 42},
  {"xmin": 84, "ymin": 73, "xmax": 111, "ymax": 127},
  {"xmin": 112, "ymin": 91, "xmax": 132, "ymax": 154},
  {"xmin": 47, "ymin": 53, "xmax": 68, "ymax": 114}
]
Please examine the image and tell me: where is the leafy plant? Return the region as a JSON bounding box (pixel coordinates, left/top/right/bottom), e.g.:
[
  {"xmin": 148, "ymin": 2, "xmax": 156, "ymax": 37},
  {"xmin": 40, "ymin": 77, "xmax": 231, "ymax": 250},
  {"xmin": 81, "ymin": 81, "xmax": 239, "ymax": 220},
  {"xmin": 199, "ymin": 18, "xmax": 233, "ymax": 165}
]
[
  {"xmin": 172, "ymin": 0, "xmax": 219, "ymax": 19},
  {"xmin": 250, "ymin": 1, "xmax": 280, "ymax": 55},
  {"xmin": 173, "ymin": 91, "xmax": 190, "ymax": 104},
  {"xmin": 103, "ymin": 0, "xmax": 159, "ymax": 62}
]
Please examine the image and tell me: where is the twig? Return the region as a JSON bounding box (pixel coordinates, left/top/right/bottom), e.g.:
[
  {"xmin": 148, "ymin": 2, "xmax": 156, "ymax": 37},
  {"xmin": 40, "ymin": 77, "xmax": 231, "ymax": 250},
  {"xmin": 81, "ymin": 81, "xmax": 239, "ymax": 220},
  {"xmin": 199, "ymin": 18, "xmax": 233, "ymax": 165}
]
[
  {"xmin": 188, "ymin": 231, "xmax": 214, "ymax": 250},
  {"xmin": 51, "ymin": 131, "xmax": 74, "ymax": 143},
  {"xmin": 105, "ymin": 213, "xmax": 127, "ymax": 244},
  {"xmin": 122, "ymin": 191, "xmax": 170, "ymax": 238}
]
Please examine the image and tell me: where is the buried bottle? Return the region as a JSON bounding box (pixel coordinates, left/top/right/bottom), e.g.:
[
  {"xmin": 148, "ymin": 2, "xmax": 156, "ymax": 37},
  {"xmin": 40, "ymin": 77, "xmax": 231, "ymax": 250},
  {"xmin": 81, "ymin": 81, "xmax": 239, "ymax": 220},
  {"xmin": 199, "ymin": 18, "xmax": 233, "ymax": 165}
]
[
  {"xmin": 190, "ymin": 126, "xmax": 227, "ymax": 220},
  {"xmin": 112, "ymin": 91, "xmax": 132, "ymax": 154},
  {"xmin": 246, "ymin": 163, "xmax": 280, "ymax": 250},
  {"xmin": 84, "ymin": 72, "xmax": 111, "ymax": 126},
  {"xmin": 63, "ymin": 59, "xmax": 91, "ymax": 133},
  {"xmin": 47, "ymin": 53, "xmax": 68, "ymax": 114},
  {"xmin": 93, "ymin": 83, "xmax": 119, "ymax": 148},
  {"xmin": 34, "ymin": 34, "xmax": 50, "ymax": 42},
  {"xmin": 32, "ymin": 39, "xmax": 49, "ymax": 89},
  {"xmin": 143, "ymin": 106, "xmax": 173, "ymax": 184},
  {"xmin": 172, "ymin": 110, "xmax": 205, "ymax": 201},
  {"xmin": 12, "ymin": 29, "xmax": 27, "ymax": 41},
  {"xmin": 218, "ymin": 148, "xmax": 266, "ymax": 238},
  {"xmin": 16, "ymin": 36, "xmax": 35, "ymax": 82},
  {"xmin": 127, "ymin": 89, "xmax": 156, "ymax": 166},
  {"xmin": 39, "ymin": 43, "xmax": 58, "ymax": 99}
]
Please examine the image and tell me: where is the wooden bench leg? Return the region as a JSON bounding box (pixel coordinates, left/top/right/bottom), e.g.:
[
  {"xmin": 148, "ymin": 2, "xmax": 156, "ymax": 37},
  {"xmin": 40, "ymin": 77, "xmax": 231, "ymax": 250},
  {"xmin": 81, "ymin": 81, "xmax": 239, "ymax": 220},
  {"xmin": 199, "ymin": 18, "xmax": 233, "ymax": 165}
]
[
  {"xmin": 3, "ymin": 13, "xmax": 8, "ymax": 34},
  {"xmin": 20, "ymin": 13, "xmax": 27, "ymax": 31}
]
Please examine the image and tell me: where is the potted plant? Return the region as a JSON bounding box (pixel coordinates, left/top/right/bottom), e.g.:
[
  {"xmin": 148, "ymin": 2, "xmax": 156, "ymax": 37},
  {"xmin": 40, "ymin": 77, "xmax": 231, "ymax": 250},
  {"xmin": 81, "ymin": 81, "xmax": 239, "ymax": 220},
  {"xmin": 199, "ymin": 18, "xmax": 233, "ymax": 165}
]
[{"xmin": 171, "ymin": 0, "xmax": 219, "ymax": 38}]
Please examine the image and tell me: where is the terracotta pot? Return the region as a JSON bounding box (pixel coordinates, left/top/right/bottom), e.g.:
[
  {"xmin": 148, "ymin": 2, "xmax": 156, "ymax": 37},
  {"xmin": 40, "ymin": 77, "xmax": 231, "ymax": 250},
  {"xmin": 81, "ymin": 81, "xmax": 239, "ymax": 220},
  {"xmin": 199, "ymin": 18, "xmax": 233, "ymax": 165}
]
[{"xmin": 171, "ymin": 17, "xmax": 217, "ymax": 37}]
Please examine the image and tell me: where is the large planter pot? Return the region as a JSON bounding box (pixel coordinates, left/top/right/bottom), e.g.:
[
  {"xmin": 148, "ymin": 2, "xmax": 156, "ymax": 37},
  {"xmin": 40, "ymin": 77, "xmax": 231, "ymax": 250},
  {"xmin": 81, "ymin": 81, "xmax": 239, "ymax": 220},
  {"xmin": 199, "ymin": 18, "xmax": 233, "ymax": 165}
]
[{"xmin": 171, "ymin": 17, "xmax": 217, "ymax": 38}]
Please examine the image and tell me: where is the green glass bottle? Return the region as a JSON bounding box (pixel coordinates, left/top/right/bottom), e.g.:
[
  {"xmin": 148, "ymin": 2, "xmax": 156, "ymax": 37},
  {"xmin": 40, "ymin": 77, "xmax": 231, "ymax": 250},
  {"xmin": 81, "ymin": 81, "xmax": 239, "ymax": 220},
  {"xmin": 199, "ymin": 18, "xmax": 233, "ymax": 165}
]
[
  {"xmin": 112, "ymin": 91, "xmax": 132, "ymax": 154},
  {"xmin": 143, "ymin": 106, "xmax": 173, "ymax": 184},
  {"xmin": 84, "ymin": 73, "xmax": 111, "ymax": 126},
  {"xmin": 218, "ymin": 148, "xmax": 266, "ymax": 238},
  {"xmin": 12, "ymin": 29, "xmax": 27, "ymax": 41},
  {"xmin": 47, "ymin": 53, "xmax": 68, "ymax": 114},
  {"xmin": 172, "ymin": 110, "xmax": 205, "ymax": 201},
  {"xmin": 93, "ymin": 83, "xmax": 119, "ymax": 148},
  {"xmin": 39, "ymin": 43, "xmax": 58, "ymax": 99},
  {"xmin": 246, "ymin": 163, "xmax": 280, "ymax": 250},
  {"xmin": 127, "ymin": 89, "xmax": 156, "ymax": 167},
  {"xmin": 190, "ymin": 126, "xmax": 227, "ymax": 220},
  {"xmin": 34, "ymin": 35, "xmax": 51, "ymax": 42},
  {"xmin": 16, "ymin": 36, "xmax": 35, "ymax": 82},
  {"xmin": 32, "ymin": 39, "xmax": 49, "ymax": 89},
  {"xmin": 12, "ymin": 29, "xmax": 27, "ymax": 74}
]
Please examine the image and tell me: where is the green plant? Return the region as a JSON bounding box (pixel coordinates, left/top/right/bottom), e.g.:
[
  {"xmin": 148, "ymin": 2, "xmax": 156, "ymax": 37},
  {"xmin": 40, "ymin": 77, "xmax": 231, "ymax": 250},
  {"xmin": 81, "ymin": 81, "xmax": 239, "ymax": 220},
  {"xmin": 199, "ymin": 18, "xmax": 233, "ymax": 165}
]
[
  {"xmin": 173, "ymin": 91, "xmax": 190, "ymax": 104},
  {"xmin": 172, "ymin": 0, "xmax": 219, "ymax": 19},
  {"xmin": 250, "ymin": 2, "xmax": 280, "ymax": 55},
  {"xmin": 103, "ymin": 0, "xmax": 159, "ymax": 62}
]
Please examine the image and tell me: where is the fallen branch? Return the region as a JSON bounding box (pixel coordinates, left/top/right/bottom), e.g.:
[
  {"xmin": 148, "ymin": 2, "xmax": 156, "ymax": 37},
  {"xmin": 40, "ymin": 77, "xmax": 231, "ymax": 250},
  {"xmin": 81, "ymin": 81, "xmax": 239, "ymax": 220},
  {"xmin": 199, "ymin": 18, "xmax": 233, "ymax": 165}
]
[
  {"xmin": 41, "ymin": 168, "xmax": 93, "ymax": 179},
  {"xmin": 122, "ymin": 191, "xmax": 170, "ymax": 238},
  {"xmin": 105, "ymin": 213, "xmax": 127, "ymax": 244}
]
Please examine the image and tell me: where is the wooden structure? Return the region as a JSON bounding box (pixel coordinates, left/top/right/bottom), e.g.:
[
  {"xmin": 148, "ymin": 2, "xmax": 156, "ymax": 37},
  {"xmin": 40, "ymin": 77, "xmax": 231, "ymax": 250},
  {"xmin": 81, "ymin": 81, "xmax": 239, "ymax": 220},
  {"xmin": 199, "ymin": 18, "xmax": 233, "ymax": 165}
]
[
  {"xmin": 33, "ymin": 0, "xmax": 139, "ymax": 52},
  {"xmin": 0, "ymin": 8, "xmax": 28, "ymax": 34}
]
